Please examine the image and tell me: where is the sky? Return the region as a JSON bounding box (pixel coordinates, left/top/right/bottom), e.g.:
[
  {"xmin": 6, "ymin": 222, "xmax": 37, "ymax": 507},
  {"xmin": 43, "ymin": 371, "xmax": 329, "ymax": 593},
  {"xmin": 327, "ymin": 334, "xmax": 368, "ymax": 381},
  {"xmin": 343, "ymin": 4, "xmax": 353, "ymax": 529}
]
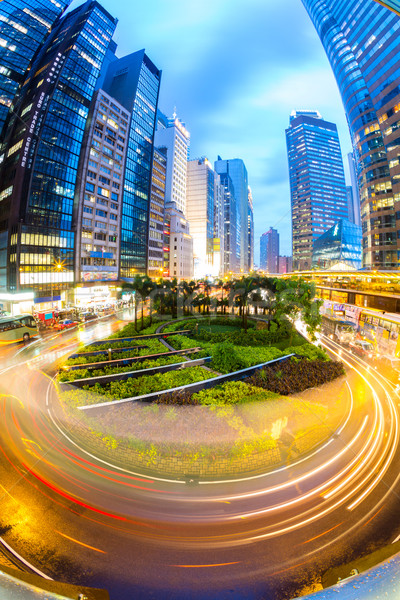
[{"xmin": 71, "ymin": 0, "xmax": 353, "ymax": 262}]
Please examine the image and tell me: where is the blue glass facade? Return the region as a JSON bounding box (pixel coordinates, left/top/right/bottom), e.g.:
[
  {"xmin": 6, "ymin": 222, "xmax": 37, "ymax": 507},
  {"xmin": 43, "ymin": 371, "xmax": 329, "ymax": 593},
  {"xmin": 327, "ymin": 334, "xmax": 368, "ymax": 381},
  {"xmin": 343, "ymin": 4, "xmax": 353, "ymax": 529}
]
[
  {"xmin": 312, "ymin": 219, "xmax": 362, "ymax": 270},
  {"xmin": 102, "ymin": 50, "xmax": 161, "ymax": 279},
  {"xmin": 286, "ymin": 111, "xmax": 348, "ymax": 271},
  {"xmin": 0, "ymin": 0, "xmax": 71, "ymax": 136},
  {"xmin": 214, "ymin": 158, "xmax": 248, "ymax": 271},
  {"xmin": 260, "ymin": 227, "xmax": 279, "ymax": 273},
  {"xmin": 0, "ymin": 1, "xmax": 117, "ymax": 292},
  {"xmin": 215, "ymin": 169, "xmax": 238, "ymax": 273},
  {"xmin": 301, "ymin": 0, "xmax": 400, "ymax": 269}
]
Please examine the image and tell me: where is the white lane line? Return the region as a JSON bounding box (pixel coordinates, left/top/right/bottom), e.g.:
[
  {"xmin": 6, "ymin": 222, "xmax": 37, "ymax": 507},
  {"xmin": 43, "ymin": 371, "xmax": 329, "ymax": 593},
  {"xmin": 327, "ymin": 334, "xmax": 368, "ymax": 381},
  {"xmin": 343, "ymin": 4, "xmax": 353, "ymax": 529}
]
[
  {"xmin": 0, "ymin": 537, "xmax": 53, "ymax": 580},
  {"xmin": 392, "ymin": 533, "xmax": 400, "ymax": 544}
]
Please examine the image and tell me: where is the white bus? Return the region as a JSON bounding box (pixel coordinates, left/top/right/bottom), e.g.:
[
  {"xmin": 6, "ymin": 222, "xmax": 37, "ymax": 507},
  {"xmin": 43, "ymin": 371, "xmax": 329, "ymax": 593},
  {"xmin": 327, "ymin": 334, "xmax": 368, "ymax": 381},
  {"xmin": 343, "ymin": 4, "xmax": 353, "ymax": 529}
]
[{"xmin": 0, "ymin": 314, "xmax": 38, "ymax": 345}]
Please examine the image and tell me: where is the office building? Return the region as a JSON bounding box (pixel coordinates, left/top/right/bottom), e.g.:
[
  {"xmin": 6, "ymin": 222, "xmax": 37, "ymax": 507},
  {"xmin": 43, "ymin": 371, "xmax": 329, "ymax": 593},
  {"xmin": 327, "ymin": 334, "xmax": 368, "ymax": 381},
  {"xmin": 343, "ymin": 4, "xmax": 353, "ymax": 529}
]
[
  {"xmin": 0, "ymin": 1, "xmax": 117, "ymax": 299},
  {"xmin": 215, "ymin": 157, "xmax": 249, "ymax": 272},
  {"xmin": 147, "ymin": 147, "xmax": 167, "ymax": 278},
  {"xmin": 312, "ymin": 219, "xmax": 362, "ymax": 271},
  {"xmin": 0, "ymin": 0, "xmax": 71, "ymax": 135},
  {"xmin": 186, "ymin": 158, "xmax": 223, "ymax": 279},
  {"xmin": 75, "ymin": 89, "xmax": 129, "ymax": 285},
  {"xmin": 347, "ymin": 152, "xmax": 361, "ymax": 227},
  {"xmin": 247, "ymin": 187, "xmax": 254, "ymax": 272},
  {"xmin": 215, "ymin": 166, "xmax": 238, "ymax": 274},
  {"xmin": 260, "ymin": 228, "xmax": 279, "ymax": 273},
  {"xmin": 155, "ymin": 111, "xmax": 190, "ymax": 216},
  {"xmin": 301, "ymin": 0, "xmax": 400, "ymax": 269},
  {"xmin": 102, "ymin": 50, "xmax": 161, "ymax": 279},
  {"xmin": 286, "ymin": 111, "xmax": 348, "ymax": 271},
  {"xmin": 163, "ymin": 202, "xmax": 193, "ymax": 279}
]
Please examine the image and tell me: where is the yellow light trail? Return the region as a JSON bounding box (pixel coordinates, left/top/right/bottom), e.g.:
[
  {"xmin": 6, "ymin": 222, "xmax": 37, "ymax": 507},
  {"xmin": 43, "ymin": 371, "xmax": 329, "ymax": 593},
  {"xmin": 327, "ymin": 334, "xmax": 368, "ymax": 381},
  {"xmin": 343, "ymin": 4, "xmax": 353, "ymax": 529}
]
[{"xmin": 55, "ymin": 531, "xmax": 106, "ymax": 554}]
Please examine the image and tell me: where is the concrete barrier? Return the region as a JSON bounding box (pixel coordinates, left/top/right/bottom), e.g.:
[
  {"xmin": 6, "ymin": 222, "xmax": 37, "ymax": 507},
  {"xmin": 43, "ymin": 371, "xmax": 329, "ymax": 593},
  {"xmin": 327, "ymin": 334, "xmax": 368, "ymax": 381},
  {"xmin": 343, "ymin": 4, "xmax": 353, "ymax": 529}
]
[
  {"xmin": 59, "ymin": 356, "xmax": 212, "ymax": 389},
  {"xmin": 78, "ymin": 354, "xmax": 294, "ymax": 413},
  {"xmin": 62, "ymin": 347, "xmax": 203, "ymax": 372}
]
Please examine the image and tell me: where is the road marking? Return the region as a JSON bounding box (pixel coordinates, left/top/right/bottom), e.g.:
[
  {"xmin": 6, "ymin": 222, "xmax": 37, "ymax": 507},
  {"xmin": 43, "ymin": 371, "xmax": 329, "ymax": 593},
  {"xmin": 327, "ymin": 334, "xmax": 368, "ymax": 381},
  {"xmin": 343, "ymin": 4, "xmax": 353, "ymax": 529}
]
[
  {"xmin": 171, "ymin": 562, "xmax": 240, "ymax": 568},
  {"xmin": 55, "ymin": 530, "xmax": 106, "ymax": 553},
  {"xmin": 0, "ymin": 537, "xmax": 53, "ymax": 579}
]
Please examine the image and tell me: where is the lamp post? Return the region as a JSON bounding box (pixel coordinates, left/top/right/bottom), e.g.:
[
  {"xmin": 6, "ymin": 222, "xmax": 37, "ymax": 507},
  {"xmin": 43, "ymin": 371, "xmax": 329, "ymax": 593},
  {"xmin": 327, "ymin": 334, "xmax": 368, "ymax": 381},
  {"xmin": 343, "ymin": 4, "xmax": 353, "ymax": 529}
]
[{"xmin": 51, "ymin": 261, "xmax": 63, "ymax": 314}]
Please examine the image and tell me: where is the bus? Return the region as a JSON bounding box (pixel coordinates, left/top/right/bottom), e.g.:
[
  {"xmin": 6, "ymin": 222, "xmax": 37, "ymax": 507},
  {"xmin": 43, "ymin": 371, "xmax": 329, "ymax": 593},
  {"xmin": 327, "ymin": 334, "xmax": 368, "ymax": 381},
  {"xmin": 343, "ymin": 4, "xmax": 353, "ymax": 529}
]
[
  {"xmin": 321, "ymin": 315, "xmax": 356, "ymax": 344},
  {"xmin": 358, "ymin": 309, "xmax": 400, "ymax": 357},
  {"xmin": 0, "ymin": 314, "xmax": 38, "ymax": 345}
]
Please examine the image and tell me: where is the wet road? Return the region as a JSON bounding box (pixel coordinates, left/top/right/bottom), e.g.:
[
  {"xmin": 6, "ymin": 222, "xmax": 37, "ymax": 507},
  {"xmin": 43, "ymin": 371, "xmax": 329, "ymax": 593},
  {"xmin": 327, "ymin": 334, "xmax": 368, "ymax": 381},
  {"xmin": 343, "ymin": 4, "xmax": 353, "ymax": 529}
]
[{"xmin": 0, "ymin": 317, "xmax": 399, "ymax": 599}]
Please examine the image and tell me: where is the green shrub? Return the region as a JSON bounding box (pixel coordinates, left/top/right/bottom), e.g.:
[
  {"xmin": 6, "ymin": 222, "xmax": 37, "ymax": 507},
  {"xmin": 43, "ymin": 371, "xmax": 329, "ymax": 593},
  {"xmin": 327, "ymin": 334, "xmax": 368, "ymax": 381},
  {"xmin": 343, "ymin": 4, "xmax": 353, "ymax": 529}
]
[
  {"xmin": 210, "ymin": 341, "xmax": 244, "ymax": 374},
  {"xmin": 58, "ymin": 355, "xmax": 186, "ymax": 382},
  {"xmin": 85, "ymin": 366, "xmax": 215, "ymax": 401}
]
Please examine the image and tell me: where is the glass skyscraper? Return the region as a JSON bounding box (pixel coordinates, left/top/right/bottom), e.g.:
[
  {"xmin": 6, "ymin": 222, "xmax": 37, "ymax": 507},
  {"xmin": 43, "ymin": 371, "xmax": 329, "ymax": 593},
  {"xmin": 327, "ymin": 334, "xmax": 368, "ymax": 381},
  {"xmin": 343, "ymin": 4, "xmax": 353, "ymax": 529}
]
[
  {"xmin": 215, "ymin": 157, "xmax": 249, "ymax": 272},
  {"xmin": 286, "ymin": 110, "xmax": 348, "ymax": 271},
  {"xmin": 0, "ymin": 1, "xmax": 117, "ymax": 294},
  {"xmin": 301, "ymin": 0, "xmax": 400, "ymax": 269},
  {"xmin": 0, "ymin": 0, "xmax": 71, "ymax": 135},
  {"xmin": 260, "ymin": 227, "xmax": 279, "ymax": 273},
  {"xmin": 102, "ymin": 50, "xmax": 161, "ymax": 279}
]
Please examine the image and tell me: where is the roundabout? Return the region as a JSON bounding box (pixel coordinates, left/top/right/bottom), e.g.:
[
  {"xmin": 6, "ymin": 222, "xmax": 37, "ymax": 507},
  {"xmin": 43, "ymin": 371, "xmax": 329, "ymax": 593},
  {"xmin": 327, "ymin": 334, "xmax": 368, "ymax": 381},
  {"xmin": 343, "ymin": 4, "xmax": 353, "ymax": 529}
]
[{"xmin": 0, "ymin": 312, "xmax": 399, "ymax": 599}]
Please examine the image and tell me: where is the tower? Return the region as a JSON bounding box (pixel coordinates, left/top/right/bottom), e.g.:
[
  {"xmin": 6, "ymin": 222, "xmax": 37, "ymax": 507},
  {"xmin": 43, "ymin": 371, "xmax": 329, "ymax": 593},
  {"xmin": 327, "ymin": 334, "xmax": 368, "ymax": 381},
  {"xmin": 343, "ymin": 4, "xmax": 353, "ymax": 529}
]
[
  {"xmin": 301, "ymin": 0, "xmax": 400, "ymax": 269},
  {"xmin": 286, "ymin": 110, "xmax": 348, "ymax": 271}
]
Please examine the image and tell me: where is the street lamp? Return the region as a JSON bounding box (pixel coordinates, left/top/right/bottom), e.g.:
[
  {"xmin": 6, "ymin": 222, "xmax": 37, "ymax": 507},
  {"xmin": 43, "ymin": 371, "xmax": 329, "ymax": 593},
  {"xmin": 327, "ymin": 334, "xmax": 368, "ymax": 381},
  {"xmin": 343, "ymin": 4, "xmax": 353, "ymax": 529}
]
[{"xmin": 51, "ymin": 260, "xmax": 65, "ymax": 313}]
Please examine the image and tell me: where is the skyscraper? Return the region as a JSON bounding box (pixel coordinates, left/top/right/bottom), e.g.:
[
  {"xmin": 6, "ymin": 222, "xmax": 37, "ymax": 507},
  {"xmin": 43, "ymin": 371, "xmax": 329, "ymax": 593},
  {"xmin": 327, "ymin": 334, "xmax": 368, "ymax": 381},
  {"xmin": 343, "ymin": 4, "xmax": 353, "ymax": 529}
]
[
  {"xmin": 0, "ymin": 1, "xmax": 117, "ymax": 295},
  {"xmin": 186, "ymin": 158, "xmax": 223, "ymax": 279},
  {"xmin": 301, "ymin": 0, "xmax": 400, "ymax": 269},
  {"xmin": 102, "ymin": 50, "xmax": 161, "ymax": 279},
  {"xmin": 147, "ymin": 147, "xmax": 167, "ymax": 278},
  {"xmin": 247, "ymin": 187, "xmax": 254, "ymax": 272},
  {"xmin": 260, "ymin": 228, "xmax": 279, "ymax": 273},
  {"xmin": 286, "ymin": 110, "xmax": 348, "ymax": 271},
  {"xmin": 75, "ymin": 89, "xmax": 131, "ymax": 285},
  {"xmin": 215, "ymin": 157, "xmax": 249, "ymax": 272},
  {"xmin": 155, "ymin": 111, "xmax": 190, "ymax": 216},
  {"xmin": 0, "ymin": 0, "xmax": 71, "ymax": 134},
  {"xmin": 347, "ymin": 152, "xmax": 361, "ymax": 227},
  {"xmin": 214, "ymin": 165, "xmax": 238, "ymax": 274}
]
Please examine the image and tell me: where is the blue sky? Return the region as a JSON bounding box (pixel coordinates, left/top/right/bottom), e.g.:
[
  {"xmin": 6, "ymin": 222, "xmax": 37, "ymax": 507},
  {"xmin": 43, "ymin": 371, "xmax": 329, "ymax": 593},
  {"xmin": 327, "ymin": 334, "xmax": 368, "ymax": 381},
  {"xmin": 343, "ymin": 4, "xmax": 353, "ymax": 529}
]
[{"xmin": 71, "ymin": 0, "xmax": 352, "ymax": 262}]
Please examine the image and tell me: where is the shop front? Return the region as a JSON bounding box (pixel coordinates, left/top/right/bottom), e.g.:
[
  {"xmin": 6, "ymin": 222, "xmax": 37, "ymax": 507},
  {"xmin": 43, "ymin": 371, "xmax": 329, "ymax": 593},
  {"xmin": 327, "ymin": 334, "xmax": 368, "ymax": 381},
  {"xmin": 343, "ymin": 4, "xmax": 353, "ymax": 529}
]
[
  {"xmin": 0, "ymin": 291, "xmax": 35, "ymax": 316},
  {"xmin": 74, "ymin": 284, "xmax": 119, "ymax": 310}
]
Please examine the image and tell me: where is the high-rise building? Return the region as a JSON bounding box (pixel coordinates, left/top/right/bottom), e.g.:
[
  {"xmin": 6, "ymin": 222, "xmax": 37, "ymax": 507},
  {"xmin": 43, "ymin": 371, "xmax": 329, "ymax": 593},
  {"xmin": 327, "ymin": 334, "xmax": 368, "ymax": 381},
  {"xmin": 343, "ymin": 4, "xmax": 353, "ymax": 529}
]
[
  {"xmin": 147, "ymin": 147, "xmax": 167, "ymax": 278},
  {"xmin": 155, "ymin": 111, "xmax": 190, "ymax": 216},
  {"xmin": 75, "ymin": 89, "xmax": 129, "ymax": 285},
  {"xmin": 0, "ymin": 0, "xmax": 71, "ymax": 135},
  {"xmin": 215, "ymin": 157, "xmax": 249, "ymax": 272},
  {"xmin": 186, "ymin": 158, "xmax": 223, "ymax": 279},
  {"xmin": 214, "ymin": 165, "xmax": 238, "ymax": 274},
  {"xmin": 247, "ymin": 187, "xmax": 254, "ymax": 272},
  {"xmin": 260, "ymin": 228, "xmax": 279, "ymax": 273},
  {"xmin": 0, "ymin": 1, "xmax": 117, "ymax": 297},
  {"xmin": 301, "ymin": 0, "xmax": 400, "ymax": 269},
  {"xmin": 102, "ymin": 50, "xmax": 161, "ymax": 279},
  {"xmin": 347, "ymin": 152, "xmax": 361, "ymax": 227},
  {"xmin": 286, "ymin": 110, "xmax": 348, "ymax": 271}
]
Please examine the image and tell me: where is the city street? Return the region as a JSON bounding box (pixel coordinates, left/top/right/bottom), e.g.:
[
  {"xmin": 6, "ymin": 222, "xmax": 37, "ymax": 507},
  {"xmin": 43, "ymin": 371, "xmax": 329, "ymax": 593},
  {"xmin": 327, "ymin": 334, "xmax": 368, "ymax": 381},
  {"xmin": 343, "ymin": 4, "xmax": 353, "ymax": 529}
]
[{"xmin": 0, "ymin": 317, "xmax": 399, "ymax": 599}]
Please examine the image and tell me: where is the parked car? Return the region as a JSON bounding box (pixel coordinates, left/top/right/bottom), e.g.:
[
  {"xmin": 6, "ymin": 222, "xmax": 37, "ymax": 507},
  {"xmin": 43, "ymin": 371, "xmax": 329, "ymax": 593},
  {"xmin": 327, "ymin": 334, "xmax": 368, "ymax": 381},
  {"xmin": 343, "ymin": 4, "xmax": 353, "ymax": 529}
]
[
  {"xmin": 348, "ymin": 339, "xmax": 376, "ymax": 360},
  {"xmin": 54, "ymin": 319, "xmax": 79, "ymax": 331}
]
